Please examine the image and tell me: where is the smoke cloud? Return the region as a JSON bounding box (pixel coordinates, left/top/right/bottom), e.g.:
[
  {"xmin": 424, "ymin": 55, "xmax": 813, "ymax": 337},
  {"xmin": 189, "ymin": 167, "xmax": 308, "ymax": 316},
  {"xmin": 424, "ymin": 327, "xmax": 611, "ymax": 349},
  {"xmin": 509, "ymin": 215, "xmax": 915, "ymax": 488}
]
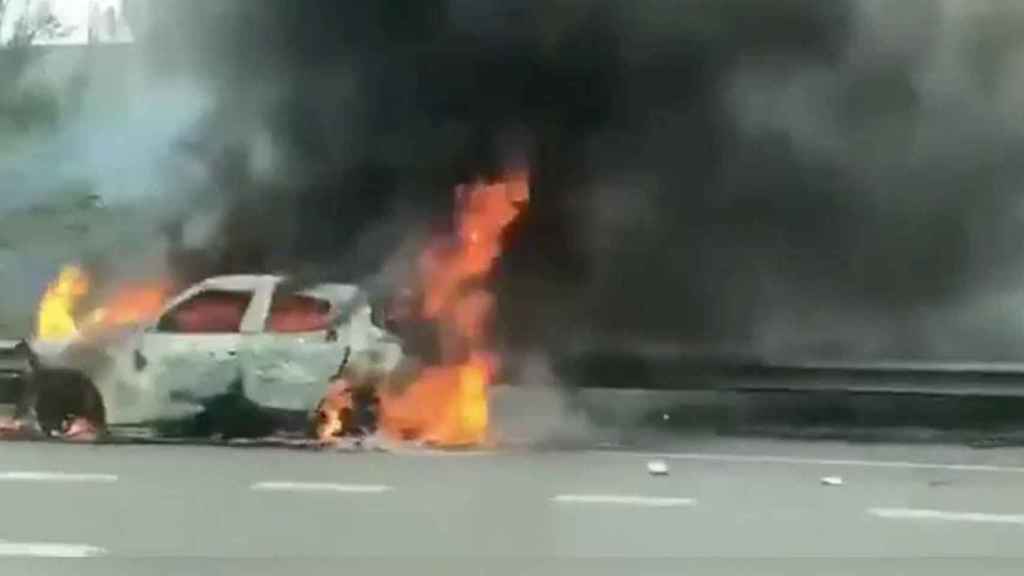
[{"xmin": 7, "ymin": 0, "xmax": 1024, "ymax": 361}]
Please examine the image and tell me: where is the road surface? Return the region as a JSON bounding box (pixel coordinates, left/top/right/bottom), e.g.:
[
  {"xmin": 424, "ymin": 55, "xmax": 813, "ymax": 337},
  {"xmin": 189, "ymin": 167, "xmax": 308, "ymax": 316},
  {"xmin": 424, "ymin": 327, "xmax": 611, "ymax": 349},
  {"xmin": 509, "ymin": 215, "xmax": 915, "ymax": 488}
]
[{"xmin": 0, "ymin": 436, "xmax": 1023, "ymax": 574}]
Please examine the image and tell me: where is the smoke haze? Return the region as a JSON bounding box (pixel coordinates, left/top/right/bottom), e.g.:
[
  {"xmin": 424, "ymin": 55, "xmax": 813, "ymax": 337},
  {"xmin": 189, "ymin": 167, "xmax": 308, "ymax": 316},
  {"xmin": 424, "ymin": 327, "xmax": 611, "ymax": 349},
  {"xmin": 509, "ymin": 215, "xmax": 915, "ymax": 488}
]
[{"xmin": 5, "ymin": 0, "xmax": 1024, "ymax": 360}]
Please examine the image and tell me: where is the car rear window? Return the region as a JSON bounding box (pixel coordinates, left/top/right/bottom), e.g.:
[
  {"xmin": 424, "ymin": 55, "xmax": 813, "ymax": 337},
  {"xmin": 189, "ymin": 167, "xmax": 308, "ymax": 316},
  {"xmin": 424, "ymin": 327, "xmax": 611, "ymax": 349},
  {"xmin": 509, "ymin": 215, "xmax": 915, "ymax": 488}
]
[
  {"xmin": 156, "ymin": 290, "xmax": 254, "ymax": 334},
  {"xmin": 266, "ymin": 294, "xmax": 332, "ymax": 333}
]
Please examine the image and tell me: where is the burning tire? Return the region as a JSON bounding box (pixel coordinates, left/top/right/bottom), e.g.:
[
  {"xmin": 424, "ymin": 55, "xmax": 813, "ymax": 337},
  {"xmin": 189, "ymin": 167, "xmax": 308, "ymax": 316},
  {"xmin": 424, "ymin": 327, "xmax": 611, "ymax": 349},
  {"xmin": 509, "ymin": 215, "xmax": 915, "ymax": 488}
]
[
  {"xmin": 32, "ymin": 369, "xmax": 106, "ymax": 441},
  {"xmin": 311, "ymin": 378, "xmax": 381, "ymax": 441}
]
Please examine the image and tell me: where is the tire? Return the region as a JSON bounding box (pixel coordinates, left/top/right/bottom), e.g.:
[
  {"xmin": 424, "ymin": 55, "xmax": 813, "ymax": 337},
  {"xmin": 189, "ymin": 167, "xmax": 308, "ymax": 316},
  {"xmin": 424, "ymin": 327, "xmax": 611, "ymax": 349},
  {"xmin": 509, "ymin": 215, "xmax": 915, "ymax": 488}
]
[{"xmin": 32, "ymin": 369, "xmax": 106, "ymax": 437}]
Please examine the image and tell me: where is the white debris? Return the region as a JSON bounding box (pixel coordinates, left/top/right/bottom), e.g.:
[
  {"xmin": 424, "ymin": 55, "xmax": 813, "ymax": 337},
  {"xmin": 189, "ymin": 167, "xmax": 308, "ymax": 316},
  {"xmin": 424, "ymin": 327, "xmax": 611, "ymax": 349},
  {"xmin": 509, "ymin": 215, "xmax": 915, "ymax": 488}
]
[
  {"xmin": 661, "ymin": 413, "xmax": 671, "ymax": 422},
  {"xmin": 820, "ymin": 475, "xmax": 844, "ymax": 486},
  {"xmin": 647, "ymin": 460, "xmax": 670, "ymax": 476}
]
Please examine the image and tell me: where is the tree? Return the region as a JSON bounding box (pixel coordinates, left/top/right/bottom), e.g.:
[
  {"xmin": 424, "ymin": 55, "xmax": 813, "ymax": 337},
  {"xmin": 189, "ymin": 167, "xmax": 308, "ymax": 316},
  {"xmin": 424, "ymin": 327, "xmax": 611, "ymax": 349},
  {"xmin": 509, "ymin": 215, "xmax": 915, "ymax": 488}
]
[
  {"xmin": 1, "ymin": 0, "xmax": 71, "ymax": 47},
  {"xmin": 0, "ymin": 0, "xmax": 68, "ymax": 134}
]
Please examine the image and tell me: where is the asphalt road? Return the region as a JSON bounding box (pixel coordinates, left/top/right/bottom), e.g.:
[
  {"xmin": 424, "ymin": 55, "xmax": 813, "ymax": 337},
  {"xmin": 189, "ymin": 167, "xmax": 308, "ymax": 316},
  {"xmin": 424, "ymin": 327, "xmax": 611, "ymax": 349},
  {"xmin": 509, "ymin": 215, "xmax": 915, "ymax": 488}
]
[{"xmin": 1, "ymin": 437, "xmax": 1024, "ymax": 574}]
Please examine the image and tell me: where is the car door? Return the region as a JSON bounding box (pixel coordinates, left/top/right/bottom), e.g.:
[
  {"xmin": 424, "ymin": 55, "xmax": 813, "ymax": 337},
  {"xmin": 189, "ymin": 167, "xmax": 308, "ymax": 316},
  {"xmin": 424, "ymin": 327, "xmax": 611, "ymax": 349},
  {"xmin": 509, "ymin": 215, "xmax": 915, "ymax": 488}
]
[
  {"xmin": 131, "ymin": 285, "xmax": 261, "ymax": 422},
  {"xmin": 240, "ymin": 287, "xmax": 356, "ymax": 412}
]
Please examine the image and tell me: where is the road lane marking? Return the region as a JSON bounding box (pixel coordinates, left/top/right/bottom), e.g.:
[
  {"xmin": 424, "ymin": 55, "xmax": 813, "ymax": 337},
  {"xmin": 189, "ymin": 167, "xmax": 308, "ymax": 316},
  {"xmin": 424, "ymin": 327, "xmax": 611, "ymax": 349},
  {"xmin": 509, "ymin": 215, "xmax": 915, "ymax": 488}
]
[
  {"xmin": 591, "ymin": 450, "xmax": 1024, "ymax": 474},
  {"xmin": 251, "ymin": 481, "xmax": 393, "ymax": 494},
  {"xmin": 868, "ymin": 508, "xmax": 1024, "ymax": 525},
  {"xmin": 0, "ymin": 471, "xmax": 118, "ymax": 483},
  {"xmin": 551, "ymin": 494, "xmax": 696, "ymax": 508},
  {"xmin": 0, "ymin": 540, "xmax": 106, "ymax": 558}
]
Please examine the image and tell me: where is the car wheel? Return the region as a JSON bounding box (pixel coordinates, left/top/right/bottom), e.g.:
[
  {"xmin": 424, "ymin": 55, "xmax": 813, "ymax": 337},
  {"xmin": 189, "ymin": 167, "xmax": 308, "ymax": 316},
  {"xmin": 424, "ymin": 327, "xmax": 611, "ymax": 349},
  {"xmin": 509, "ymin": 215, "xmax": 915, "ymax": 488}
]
[{"xmin": 33, "ymin": 369, "xmax": 106, "ymax": 440}]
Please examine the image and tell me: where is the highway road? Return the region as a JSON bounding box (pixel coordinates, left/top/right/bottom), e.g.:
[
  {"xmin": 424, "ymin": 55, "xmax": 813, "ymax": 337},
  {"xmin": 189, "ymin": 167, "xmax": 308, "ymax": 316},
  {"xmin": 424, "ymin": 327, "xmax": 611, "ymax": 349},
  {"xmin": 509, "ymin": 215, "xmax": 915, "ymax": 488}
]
[{"xmin": 0, "ymin": 436, "xmax": 1023, "ymax": 574}]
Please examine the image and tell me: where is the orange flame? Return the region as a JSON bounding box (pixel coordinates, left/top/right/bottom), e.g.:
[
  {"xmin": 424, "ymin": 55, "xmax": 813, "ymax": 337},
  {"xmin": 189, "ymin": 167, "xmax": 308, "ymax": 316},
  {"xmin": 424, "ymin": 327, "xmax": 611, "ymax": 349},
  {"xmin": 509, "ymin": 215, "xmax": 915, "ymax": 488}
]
[
  {"xmin": 82, "ymin": 281, "xmax": 170, "ymax": 335},
  {"xmin": 381, "ymin": 171, "xmax": 529, "ymax": 446},
  {"xmin": 36, "ymin": 265, "xmax": 90, "ymax": 341},
  {"xmin": 36, "ymin": 265, "xmax": 169, "ymax": 342}
]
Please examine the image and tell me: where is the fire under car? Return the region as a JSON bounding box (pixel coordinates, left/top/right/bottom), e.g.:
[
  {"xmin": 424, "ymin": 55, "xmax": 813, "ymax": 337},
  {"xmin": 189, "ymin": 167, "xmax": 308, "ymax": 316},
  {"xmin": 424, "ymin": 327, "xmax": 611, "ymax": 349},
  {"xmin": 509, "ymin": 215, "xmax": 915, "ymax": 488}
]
[{"xmin": 1, "ymin": 274, "xmax": 406, "ymax": 438}]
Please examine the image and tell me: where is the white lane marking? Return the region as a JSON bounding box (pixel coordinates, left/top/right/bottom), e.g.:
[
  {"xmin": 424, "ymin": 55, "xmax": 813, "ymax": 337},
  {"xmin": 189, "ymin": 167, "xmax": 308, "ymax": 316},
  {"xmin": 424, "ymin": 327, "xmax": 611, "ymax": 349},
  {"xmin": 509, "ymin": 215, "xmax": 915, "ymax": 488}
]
[
  {"xmin": 0, "ymin": 541, "xmax": 106, "ymax": 558},
  {"xmin": 0, "ymin": 471, "xmax": 118, "ymax": 483},
  {"xmin": 590, "ymin": 450, "xmax": 1024, "ymax": 474},
  {"xmin": 251, "ymin": 481, "xmax": 393, "ymax": 494},
  {"xmin": 868, "ymin": 508, "xmax": 1024, "ymax": 525},
  {"xmin": 552, "ymin": 494, "xmax": 696, "ymax": 508}
]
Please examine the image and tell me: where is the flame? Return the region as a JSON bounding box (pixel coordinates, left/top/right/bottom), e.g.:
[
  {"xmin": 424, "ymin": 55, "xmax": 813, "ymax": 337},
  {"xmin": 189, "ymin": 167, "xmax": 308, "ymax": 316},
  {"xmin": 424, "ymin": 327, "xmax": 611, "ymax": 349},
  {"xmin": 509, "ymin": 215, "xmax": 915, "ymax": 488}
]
[
  {"xmin": 381, "ymin": 171, "xmax": 529, "ymax": 446},
  {"xmin": 36, "ymin": 265, "xmax": 90, "ymax": 341},
  {"xmin": 82, "ymin": 281, "xmax": 170, "ymax": 334},
  {"xmin": 36, "ymin": 265, "xmax": 169, "ymax": 342}
]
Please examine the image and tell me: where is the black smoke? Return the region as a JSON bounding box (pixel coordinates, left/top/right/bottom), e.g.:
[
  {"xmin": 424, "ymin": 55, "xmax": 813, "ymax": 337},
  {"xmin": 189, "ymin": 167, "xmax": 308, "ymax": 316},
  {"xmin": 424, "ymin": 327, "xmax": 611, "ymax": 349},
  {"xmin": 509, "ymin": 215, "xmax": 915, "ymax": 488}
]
[{"xmin": 143, "ymin": 0, "xmax": 1024, "ymax": 361}]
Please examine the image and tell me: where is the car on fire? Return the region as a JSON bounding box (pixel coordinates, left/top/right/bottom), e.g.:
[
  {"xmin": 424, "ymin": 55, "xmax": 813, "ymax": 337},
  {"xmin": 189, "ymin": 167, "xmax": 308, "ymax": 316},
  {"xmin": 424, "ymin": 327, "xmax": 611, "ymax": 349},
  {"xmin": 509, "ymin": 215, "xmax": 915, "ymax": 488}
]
[{"xmin": 6, "ymin": 274, "xmax": 406, "ymax": 437}]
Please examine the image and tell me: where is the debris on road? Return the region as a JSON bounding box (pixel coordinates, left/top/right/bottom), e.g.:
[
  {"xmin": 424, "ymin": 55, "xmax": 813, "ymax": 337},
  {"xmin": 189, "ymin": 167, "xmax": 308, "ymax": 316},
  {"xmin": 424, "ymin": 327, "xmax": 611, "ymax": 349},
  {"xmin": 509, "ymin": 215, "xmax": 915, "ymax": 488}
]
[
  {"xmin": 647, "ymin": 459, "xmax": 670, "ymax": 476},
  {"xmin": 820, "ymin": 475, "xmax": 844, "ymax": 486}
]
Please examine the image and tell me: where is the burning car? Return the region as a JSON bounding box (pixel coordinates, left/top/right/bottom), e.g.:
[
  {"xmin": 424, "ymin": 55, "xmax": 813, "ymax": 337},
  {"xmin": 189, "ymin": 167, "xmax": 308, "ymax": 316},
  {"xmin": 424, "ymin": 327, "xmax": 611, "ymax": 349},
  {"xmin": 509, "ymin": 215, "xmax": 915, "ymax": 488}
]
[
  {"xmin": 0, "ymin": 171, "xmax": 529, "ymax": 447},
  {"xmin": 14, "ymin": 273, "xmax": 405, "ymax": 437}
]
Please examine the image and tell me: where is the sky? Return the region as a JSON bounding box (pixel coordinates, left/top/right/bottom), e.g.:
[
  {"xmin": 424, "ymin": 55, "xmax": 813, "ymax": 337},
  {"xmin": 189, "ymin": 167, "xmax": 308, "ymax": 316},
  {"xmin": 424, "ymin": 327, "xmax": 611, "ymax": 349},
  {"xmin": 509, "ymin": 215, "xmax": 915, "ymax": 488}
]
[{"xmin": 1, "ymin": 0, "xmax": 132, "ymax": 46}]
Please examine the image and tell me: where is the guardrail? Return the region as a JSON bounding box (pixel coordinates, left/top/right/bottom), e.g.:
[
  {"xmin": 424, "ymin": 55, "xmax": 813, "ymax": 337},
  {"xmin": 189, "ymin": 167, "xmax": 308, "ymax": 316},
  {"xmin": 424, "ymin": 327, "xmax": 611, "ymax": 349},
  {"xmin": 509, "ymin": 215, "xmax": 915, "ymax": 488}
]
[{"xmin": 556, "ymin": 349, "xmax": 1024, "ymax": 397}]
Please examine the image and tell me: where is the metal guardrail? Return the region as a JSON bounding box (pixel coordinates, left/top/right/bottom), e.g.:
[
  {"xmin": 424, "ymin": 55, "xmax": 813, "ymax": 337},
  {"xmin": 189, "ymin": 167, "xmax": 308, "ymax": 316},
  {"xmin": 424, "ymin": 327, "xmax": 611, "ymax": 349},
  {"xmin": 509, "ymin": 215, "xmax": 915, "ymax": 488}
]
[{"xmin": 557, "ymin": 348, "xmax": 1024, "ymax": 397}]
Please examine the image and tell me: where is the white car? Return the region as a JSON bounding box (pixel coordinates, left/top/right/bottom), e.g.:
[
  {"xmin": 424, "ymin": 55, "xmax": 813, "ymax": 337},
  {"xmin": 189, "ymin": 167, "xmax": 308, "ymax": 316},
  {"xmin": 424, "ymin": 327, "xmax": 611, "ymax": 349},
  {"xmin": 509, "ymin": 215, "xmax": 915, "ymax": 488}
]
[{"xmin": 27, "ymin": 274, "xmax": 405, "ymax": 433}]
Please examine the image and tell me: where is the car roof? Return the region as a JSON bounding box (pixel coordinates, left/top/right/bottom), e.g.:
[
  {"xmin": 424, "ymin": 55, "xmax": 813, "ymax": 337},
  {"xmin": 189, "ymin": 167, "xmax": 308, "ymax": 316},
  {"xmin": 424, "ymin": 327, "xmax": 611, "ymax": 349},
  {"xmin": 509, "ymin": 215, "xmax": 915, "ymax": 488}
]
[
  {"xmin": 200, "ymin": 274, "xmax": 282, "ymax": 291},
  {"xmin": 198, "ymin": 275, "xmax": 365, "ymax": 307}
]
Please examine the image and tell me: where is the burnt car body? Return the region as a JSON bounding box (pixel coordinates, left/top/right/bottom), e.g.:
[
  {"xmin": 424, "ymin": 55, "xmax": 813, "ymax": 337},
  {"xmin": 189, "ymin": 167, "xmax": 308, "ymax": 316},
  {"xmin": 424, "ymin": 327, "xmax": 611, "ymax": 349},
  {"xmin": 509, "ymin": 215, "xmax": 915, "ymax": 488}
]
[{"xmin": 22, "ymin": 275, "xmax": 405, "ymax": 434}]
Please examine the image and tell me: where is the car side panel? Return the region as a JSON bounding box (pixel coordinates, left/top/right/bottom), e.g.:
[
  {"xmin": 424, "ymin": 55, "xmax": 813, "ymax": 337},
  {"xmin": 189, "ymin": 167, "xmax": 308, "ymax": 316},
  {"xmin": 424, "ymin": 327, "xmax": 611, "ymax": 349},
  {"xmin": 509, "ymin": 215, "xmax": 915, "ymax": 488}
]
[
  {"xmin": 99, "ymin": 279, "xmax": 275, "ymax": 424},
  {"xmin": 240, "ymin": 333, "xmax": 349, "ymax": 411}
]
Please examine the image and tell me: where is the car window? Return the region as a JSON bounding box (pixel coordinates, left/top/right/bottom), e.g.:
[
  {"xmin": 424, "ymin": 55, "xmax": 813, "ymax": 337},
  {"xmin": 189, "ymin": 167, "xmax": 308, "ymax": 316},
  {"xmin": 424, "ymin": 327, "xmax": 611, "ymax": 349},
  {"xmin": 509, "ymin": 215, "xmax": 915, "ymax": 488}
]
[
  {"xmin": 266, "ymin": 294, "xmax": 332, "ymax": 333},
  {"xmin": 156, "ymin": 289, "xmax": 254, "ymax": 334}
]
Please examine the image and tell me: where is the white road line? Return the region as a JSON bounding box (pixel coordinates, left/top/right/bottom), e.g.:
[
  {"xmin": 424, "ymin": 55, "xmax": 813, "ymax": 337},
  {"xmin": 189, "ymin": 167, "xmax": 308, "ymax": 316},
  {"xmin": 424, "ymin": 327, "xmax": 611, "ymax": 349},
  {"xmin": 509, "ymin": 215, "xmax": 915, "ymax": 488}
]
[
  {"xmin": 552, "ymin": 494, "xmax": 696, "ymax": 508},
  {"xmin": 590, "ymin": 450, "xmax": 1024, "ymax": 474},
  {"xmin": 251, "ymin": 481, "xmax": 393, "ymax": 494},
  {"xmin": 0, "ymin": 541, "xmax": 106, "ymax": 558},
  {"xmin": 0, "ymin": 471, "xmax": 118, "ymax": 483},
  {"xmin": 868, "ymin": 508, "xmax": 1024, "ymax": 525}
]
